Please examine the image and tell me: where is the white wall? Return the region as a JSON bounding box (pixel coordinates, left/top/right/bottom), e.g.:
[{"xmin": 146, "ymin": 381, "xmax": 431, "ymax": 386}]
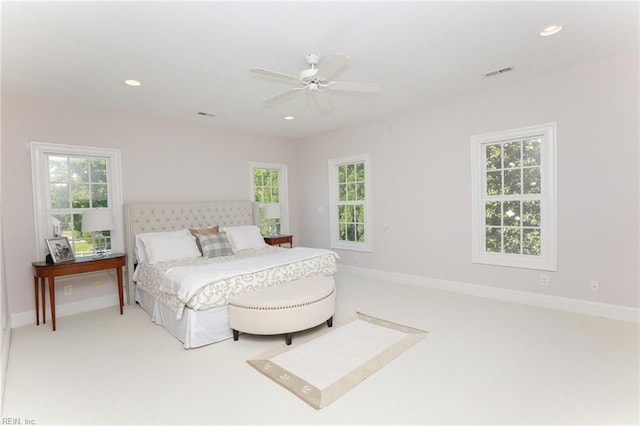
[
  {"xmin": 295, "ymin": 51, "xmax": 639, "ymax": 309},
  {"xmin": 0, "ymin": 123, "xmax": 11, "ymax": 413},
  {"xmin": 1, "ymin": 51, "xmax": 638, "ymax": 324},
  {"xmin": 1, "ymin": 93, "xmax": 298, "ymax": 319}
]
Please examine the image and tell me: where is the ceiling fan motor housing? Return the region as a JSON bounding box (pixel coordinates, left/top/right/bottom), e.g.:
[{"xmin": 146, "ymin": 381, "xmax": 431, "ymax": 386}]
[
  {"xmin": 300, "ymin": 53, "xmax": 320, "ymax": 82},
  {"xmin": 300, "ymin": 68, "xmax": 319, "ymax": 81},
  {"xmin": 305, "ymin": 53, "xmax": 319, "ymax": 66}
]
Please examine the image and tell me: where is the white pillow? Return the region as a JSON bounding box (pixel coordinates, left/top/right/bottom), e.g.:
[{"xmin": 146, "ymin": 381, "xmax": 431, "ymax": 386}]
[
  {"xmin": 144, "ymin": 235, "xmax": 201, "ymax": 264},
  {"xmin": 135, "ymin": 229, "xmax": 192, "ymax": 262},
  {"xmin": 222, "ymin": 225, "xmax": 266, "ymax": 252}
]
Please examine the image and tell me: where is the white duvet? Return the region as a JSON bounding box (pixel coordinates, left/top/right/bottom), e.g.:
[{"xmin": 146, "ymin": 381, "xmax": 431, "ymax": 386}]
[{"xmin": 162, "ymin": 247, "xmax": 338, "ymax": 305}]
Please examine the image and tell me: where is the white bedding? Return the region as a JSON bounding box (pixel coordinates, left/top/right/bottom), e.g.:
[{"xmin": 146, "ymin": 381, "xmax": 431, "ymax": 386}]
[
  {"xmin": 163, "ymin": 247, "xmax": 337, "ymax": 303},
  {"xmin": 133, "ymin": 245, "xmax": 339, "ymax": 319}
]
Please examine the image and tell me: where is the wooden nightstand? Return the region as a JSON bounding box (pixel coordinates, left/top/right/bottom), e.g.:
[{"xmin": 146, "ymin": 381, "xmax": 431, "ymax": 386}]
[
  {"xmin": 32, "ymin": 253, "xmax": 126, "ymax": 331},
  {"xmin": 264, "ymin": 234, "xmax": 293, "ymax": 248}
]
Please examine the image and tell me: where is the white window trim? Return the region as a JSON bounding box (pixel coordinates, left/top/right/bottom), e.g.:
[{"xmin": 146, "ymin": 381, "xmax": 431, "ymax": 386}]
[
  {"xmin": 31, "ymin": 142, "xmax": 124, "ymax": 258},
  {"xmin": 470, "ymin": 123, "xmax": 557, "ymax": 271},
  {"xmin": 329, "ymin": 153, "xmax": 373, "ymax": 252},
  {"xmin": 249, "ymin": 161, "xmax": 289, "ymax": 234}
]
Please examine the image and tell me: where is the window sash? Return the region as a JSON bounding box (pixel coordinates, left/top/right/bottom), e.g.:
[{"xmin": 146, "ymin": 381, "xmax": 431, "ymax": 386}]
[
  {"xmin": 471, "ymin": 124, "xmax": 556, "ymax": 271},
  {"xmin": 31, "ymin": 142, "xmax": 123, "ymax": 259},
  {"xmin": 329, "ymin": 154, "xmax": 372, "ymax": 252}
]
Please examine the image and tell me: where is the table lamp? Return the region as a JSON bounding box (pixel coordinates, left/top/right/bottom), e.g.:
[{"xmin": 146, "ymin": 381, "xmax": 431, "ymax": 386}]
[
  {"xmin": 82, "ymin": 209, "xmax": 114, "ymax": 258},
  {"xmin": 263, "ymin": 204, "xmax": 281, "ymax": 237}
]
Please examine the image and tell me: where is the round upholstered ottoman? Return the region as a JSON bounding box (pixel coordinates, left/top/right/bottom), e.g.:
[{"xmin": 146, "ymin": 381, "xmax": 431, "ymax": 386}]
[{"xmin": 228, "ymin": 274, "xmax": 336, "ymax": 345}]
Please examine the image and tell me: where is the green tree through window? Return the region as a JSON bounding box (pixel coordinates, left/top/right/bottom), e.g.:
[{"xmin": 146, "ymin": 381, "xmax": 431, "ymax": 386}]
[
  {"xmin": 329, "ymin": 154, "xmax": 372, "ymax": 252},
  {"xmin": 253, "ymin": 166, "xmax": 284, "ymax": 236},
  {"xmin": 484, "ymin": 139, "xmax": 542, "ymax": 256},
  {"xmin": 48, "ymin": 155, "xmax": 111, "ymax": 256},
  {"xmin": 471, "ymin": 123, "xmax": 557, "ymax": 271},
  {"xmin": 337, "ymin": 162, "xmax": 366, "ymax": 243}
]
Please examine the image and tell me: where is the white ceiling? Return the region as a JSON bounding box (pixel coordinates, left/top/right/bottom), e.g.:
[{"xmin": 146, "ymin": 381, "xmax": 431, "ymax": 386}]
[{"xmin": 2, "ymin": 1, "xmax": 638, "ymax": 140}]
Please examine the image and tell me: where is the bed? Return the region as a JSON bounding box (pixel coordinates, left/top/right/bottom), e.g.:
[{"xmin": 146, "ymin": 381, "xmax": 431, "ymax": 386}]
[{"xmin": 123, "ymin": 200, "xmax": 338, "ymax": 348}]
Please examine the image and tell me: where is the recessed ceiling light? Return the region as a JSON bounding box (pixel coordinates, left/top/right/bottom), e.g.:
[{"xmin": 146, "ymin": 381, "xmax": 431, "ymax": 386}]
[
  {"xmin": 283, "ymin": 116, "xmax": 295, "ymax": 121},
  {"xmin": 124, "ymin": 79, "xmax": 141, "ymax": 87},
  {"xmin": 540, "ymin": 24, "xmax": 563, "ymax": 37}
]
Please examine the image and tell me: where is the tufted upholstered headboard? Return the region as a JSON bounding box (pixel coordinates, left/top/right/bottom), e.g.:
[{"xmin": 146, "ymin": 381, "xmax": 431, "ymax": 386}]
[{"xmin": 122, "ymin": 200, "xmax": 257, "ymax": 304}]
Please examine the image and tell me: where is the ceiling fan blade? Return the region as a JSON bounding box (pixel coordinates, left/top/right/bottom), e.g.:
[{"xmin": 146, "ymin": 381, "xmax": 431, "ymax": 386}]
[
  {"xmin": 311, "ymin": 90, "xmax": 333, "ymax": 114},
  {"xmin": 328, "ymin": 81, "xmax": 380, "ymax": 94},
  {"xmin": 261, "ymin": 88, "xmax": 306, "ymax": 105},
  {"xmin": 250, "ymin": 68, "xmax": 301, "ymax": 84},
  {"xmin": 316, "ymin": 53, "xmax": 350, "ymax": 81}
]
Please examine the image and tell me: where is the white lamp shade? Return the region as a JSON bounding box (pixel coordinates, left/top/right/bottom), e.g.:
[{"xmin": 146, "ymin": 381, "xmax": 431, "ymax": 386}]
[
  {"xmin": 82, "ymin": 209, "xmax": 114, "ymax": 232},
  {"xmin": 263, "ymin": 204, "xmax": 281, "ymax": 219}
]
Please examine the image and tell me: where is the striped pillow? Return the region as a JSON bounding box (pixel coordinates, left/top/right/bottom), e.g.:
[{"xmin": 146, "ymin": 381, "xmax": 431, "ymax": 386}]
[{"xmin": 196, "ymin": 232, "xmax": 233, "ymax": 257}]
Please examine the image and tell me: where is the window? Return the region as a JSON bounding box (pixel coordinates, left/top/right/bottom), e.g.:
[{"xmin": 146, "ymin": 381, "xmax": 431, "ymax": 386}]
[
  {"xmin": 471, "ymin": 123, "xmax": 557, "ymax": 271},
  {"xmin": 31, "ymin": 142, "xmax": 123, "ymax": 258},
  {"xmin": 250, "ymin": 162, "xmax": 288, "ymax": 236},
  {"xmin": 329, "ymin": 154, "xmax": 372, "ymax": 252}
]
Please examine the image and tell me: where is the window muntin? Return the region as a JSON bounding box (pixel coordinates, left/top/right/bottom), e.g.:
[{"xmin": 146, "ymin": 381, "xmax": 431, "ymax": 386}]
[
  {"xmin": 471, "ymin": 124, "xmax": 556, "ymax": 271},
  {"xmin": 329, "ymin": 154, "xmax": 372, "ymax": 252}
]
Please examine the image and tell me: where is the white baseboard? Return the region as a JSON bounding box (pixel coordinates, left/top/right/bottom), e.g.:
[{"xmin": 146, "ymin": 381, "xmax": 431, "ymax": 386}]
[
  {"xmin": 10, "ymin": 294, "xmax": 120, "ymax": 328},
  {"xmin": 338, "ymin": 265, "xmax": 640, "ymax": 323},
  {"xmin": 10, "ymin": 268, "xmax": 639, "ymax": 326}
]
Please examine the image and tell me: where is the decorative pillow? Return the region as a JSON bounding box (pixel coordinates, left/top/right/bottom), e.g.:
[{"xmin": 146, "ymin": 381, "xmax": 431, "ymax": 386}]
[
  {"xmin": 196, "ymin": 232, "xmax": 233, "ymax": 257},
  {"xmin": 135, "ymin": 229, "xmax": 192, "ymax": 262},
  {"xmin": 190, "ymin": 226, "xmax": 220, "ymax": 254},
  {"xmin": 144, "ymin": 235, "xmax": 201, "ymax": 264},
  {"xmin": 222, "ymin": 225, "xmax": 266, "ymax": 252},
  {"xmin": 189, "ymin": 225, "xmax": 219, "ymax": 237}
]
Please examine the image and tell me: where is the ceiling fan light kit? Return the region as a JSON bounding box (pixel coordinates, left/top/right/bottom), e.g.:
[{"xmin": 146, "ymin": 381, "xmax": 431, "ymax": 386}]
[{"xmin": 250, "ymin": 53, "xmax": 379, "ymax": 114}]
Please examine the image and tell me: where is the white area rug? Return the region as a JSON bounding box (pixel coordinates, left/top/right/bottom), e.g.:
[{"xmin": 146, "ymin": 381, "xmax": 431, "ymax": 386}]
[{"xmin": 247, "ymin": 312, "xmax": 428, "ymax": 409}]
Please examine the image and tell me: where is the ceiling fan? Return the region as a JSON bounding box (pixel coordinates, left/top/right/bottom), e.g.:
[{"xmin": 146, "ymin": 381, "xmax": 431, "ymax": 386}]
[{"xmin": 250, "ymin": 53, "xmax": 379, "ymax": 114}]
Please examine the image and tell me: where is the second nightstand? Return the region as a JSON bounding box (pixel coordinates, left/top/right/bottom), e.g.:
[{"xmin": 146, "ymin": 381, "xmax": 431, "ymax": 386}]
[{"xmin": 264, "ymin": 234, "xmax": 293, "ymax": 248}]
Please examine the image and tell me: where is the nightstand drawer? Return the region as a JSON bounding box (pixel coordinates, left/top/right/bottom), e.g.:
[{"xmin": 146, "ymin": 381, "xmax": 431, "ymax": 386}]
[{"xmin": 264, "ymin": 235, "xmax": 293, "ymax": 247}]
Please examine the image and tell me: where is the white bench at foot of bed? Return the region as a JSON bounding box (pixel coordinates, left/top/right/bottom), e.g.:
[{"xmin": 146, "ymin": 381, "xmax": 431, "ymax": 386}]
[{"xmin": 228, "ymin": 274, "xmax": 336, "ymax": 345}]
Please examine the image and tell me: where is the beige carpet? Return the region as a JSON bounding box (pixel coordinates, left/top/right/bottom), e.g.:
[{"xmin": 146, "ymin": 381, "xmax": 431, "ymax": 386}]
[{"xmin": 247, "ymin": 312, "xmax": 428, "ymax": 409}]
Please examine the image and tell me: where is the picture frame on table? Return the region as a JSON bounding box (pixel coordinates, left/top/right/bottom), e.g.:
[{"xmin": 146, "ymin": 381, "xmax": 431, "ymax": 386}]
[{"xmin": 45, "ymin": 237, "xmax": 75, "ymax": 263}]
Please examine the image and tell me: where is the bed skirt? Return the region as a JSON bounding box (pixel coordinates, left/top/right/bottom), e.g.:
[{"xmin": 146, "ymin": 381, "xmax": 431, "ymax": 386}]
[{"xmin": 136, "ymin": 287, "xmax": 233, "ymax": 349}]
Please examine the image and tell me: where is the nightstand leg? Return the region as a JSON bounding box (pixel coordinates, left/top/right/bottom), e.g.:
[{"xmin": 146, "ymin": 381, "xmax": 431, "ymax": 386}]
[
  {"xmin": 117, "ymin": 266, "xmax": 124, "ymax": 314},
  {"xmin": 34, "ymin": 276, "xmax": 39, "ymax": 325},
  {"xmin": 41, "ymin": 278, "xmax": 46, "ymax": 324},
  {"xmin": 48, "ymin": 277, "xmax": 56, "ymax": 331}
]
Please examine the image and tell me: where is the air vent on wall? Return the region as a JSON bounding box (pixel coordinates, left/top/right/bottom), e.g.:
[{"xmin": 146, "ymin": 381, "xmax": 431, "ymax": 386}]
[{"xmin": 484, "ymin": 66, "xmax": 513, "ymax": 77}]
